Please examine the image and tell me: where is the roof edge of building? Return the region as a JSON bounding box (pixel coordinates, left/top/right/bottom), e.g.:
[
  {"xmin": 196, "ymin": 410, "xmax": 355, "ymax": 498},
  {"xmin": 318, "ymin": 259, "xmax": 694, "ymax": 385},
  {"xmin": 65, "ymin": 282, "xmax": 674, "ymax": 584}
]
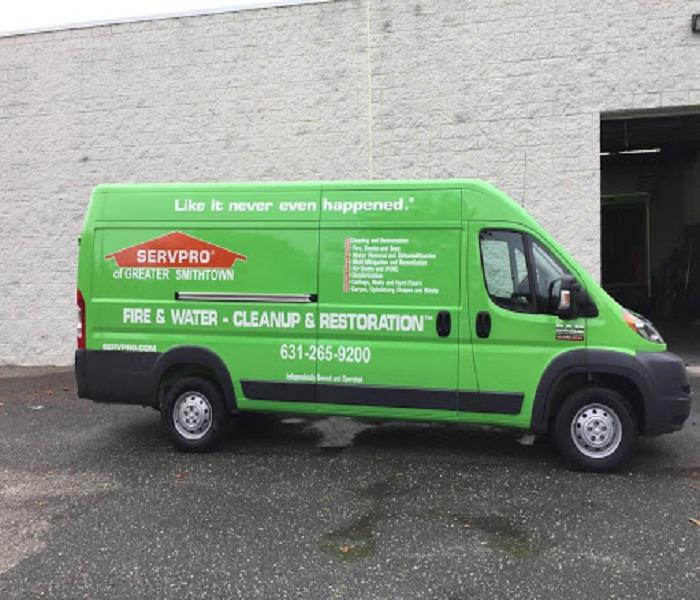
[{"xmin": 0, "ymin": 0, "xmax": 333, "ymax": 40}]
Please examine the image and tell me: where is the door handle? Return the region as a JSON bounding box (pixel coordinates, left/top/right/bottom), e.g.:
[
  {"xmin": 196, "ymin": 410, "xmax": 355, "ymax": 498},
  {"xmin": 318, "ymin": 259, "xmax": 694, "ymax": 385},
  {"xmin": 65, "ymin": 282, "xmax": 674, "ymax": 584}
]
[
  {"xmin": 436, "ymin": 310, "xmax": 451, "ymax": 337},
  {"xmin": 476, "ymin": 311, "xmax": 491, "ymax": 338}
]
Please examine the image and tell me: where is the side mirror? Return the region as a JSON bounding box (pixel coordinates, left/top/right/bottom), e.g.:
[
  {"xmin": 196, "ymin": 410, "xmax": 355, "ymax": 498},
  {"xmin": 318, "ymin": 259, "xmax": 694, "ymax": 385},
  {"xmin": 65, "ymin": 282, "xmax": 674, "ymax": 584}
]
[{"xmin": 557, "ymin": 276, "xmax": 580, "ymax": 320}]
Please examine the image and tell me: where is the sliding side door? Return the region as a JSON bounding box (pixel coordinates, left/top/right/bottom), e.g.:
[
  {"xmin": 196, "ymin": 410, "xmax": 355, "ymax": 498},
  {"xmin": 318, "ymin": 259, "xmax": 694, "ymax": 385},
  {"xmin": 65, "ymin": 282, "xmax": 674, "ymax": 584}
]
[{"xmin": 315, "ymin": 188, "xmax": 463, "ymax": 417}]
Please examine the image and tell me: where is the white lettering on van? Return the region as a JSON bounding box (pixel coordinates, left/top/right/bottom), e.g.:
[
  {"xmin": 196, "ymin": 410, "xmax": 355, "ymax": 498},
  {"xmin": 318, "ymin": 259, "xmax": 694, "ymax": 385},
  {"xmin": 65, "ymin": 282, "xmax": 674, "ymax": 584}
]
[
  {"xmin": 136, "ymin": 249, "xmax": 212, "ymax": 265},
  {"xmin": 174, "ymin": 198, "xmax": 205, "ymax": 212},
  {"xmin": 231, "ymin": 310, "xmax": 302, "ymax": 329},
  {"xmin": 103, "ymin": 343, "xmax": 157, "ymax": 352},
  {"xmin": 322, "ymin": 197, "xmax": 410, "ymax": 215},
  {"xmin": 170, "ymin": 309, "xmax": 218, "ymax": 327},
  {"xmin": 123, "ymin": 307, "xmax": 152, "ymax": 324},
  {"xmin": 280, "ymin": 201, "xmax": 317, "ymax": 212},
  {"xmin": 113, "ymin": 268, "xmax": 170, "ymax": 280},
  {"xmin": 226, "ymin": 310, "xmax": 424, "ymax": 332},
  {"xmin": 318, "ymin": 312, "xmax": 425, "ymax": 333},
  {"xmin": 227, "ymin": 201, "xmax": 273, "ymax": 212},
  {"xmin": 175, "ymin": 269, "xmax": 234, "ymax": 281}
]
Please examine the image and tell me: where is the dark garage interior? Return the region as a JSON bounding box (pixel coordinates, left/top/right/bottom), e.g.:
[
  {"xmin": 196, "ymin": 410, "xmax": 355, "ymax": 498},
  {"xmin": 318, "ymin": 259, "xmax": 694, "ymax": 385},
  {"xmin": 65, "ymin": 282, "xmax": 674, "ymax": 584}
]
[{"xmin": 601, "ymin": 113, "xmax": 700, "ymax": 324}]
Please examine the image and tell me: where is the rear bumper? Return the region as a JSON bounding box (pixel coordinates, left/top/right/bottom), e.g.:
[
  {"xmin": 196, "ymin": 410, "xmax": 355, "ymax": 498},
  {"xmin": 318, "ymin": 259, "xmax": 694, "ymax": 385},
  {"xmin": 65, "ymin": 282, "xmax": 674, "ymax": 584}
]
[
  {"xmin": 638, "ymin": 351, "xmax": 692, "ymax": 436},
  {"xmin": 74, "ymin": 349, "xmax": 160, "ymax": 407}
]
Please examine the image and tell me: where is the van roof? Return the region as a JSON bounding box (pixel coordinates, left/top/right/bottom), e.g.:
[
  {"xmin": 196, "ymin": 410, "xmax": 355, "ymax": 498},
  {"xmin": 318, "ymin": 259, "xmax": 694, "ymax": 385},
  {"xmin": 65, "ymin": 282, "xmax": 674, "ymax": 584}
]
[
  {"xmin": 94, "ymin": 178, "xmax": 489, "ymax": 192},
  {"xmin": 88, "ymin": 179, "xmax": 537, "ymax": 227}
]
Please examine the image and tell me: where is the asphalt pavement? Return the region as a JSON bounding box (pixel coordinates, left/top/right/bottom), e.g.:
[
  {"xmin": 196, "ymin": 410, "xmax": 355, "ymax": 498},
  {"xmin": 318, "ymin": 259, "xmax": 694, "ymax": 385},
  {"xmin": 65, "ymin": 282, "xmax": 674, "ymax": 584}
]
[{"xmin": 0, "ymin": 358, "xmax": 698, "ymax": 599}]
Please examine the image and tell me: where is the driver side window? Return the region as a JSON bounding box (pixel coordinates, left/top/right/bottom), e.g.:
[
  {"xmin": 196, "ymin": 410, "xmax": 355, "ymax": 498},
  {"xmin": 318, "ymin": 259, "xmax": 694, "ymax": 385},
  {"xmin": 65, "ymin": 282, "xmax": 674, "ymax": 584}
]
[
  {"xmin": 479, "ymin": 229, "xmax": 571, "ymax": 315},
  {"xmin": 479, "ymin": 230, "xmax": 533, "ymax": 312}
]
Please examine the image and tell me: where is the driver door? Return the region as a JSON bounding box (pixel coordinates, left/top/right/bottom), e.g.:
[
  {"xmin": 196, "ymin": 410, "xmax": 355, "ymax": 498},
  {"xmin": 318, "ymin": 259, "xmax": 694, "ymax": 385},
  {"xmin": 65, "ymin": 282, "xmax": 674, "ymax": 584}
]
[{"xmin": 466, "ymin": 222, "xmax": 587, "ymax": 427}]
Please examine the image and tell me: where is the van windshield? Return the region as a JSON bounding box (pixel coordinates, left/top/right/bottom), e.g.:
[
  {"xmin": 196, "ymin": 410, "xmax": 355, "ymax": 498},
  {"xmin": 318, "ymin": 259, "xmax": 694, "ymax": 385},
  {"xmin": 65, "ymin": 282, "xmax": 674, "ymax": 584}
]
[{"xmin": 531, "ymin": 239, "xmax": 571, "ymax": 313}]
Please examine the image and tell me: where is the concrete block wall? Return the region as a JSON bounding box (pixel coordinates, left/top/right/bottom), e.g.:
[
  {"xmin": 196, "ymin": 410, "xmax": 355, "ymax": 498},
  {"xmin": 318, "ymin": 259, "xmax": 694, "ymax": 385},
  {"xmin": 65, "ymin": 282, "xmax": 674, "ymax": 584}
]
[{"xmin": 1, "ymin": 0, "xmax": 700, "ymax": 364}]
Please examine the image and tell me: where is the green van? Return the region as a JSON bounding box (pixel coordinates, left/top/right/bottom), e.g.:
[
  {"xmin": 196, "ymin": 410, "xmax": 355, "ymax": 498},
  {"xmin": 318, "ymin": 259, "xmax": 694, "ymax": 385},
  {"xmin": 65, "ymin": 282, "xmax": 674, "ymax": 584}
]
[{"xmin": 74, "ymin": 180, "xmax": 691, "ymax": 471}]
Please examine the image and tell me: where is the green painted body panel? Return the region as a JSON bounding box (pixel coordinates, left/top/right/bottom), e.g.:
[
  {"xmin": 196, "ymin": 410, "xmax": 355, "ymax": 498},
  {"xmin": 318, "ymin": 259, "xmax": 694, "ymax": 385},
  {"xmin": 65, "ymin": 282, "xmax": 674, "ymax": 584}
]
[{"xmin": 77, "ymin": 179, "xmax": 665, "ymax": 429}]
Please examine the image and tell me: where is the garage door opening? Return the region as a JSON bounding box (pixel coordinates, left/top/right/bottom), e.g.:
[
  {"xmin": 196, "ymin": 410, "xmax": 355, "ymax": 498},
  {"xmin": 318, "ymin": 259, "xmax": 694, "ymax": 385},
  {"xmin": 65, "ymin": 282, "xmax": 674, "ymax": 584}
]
[{"xmin": 601, "ymin": 112, "xmax": 700, "ymax": 324}]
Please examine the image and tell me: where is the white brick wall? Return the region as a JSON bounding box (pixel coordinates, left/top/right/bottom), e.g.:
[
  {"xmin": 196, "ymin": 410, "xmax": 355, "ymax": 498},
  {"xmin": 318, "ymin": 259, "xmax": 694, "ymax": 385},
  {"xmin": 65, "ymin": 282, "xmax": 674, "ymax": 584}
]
[{"xmin": 1, "ymin": 0, "xmax": 700, "ymax": 365}]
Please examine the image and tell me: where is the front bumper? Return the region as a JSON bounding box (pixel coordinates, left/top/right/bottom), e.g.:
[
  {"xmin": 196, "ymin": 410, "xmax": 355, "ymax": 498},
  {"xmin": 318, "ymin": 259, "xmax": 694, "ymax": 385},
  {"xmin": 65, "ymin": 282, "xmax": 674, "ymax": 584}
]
[{"xmin": 638, "ymin": 351, "xmax": 692, "ymax": 436}]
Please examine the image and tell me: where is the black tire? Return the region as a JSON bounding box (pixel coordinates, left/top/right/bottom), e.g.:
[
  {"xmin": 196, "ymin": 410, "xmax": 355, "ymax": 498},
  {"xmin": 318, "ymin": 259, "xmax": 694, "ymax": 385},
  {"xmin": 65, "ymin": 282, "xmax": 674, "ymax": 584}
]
[
  {"xmin": 161, "ymin": 376, "xmax": 228, "ymax": 452},
  {"xmin": 553, "ymin": 387, "xmax": 637, "ymax": 472}
]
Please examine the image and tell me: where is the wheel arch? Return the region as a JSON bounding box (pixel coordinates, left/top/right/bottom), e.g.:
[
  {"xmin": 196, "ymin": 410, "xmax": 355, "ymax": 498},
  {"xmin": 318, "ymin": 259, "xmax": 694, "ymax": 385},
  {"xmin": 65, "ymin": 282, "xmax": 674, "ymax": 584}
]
[
  {"xmin": 531, "ymin": 349, "xmax": 652, "ymax": 435},
  {"xmin": 151, "ymin": 346, "xmax": 237, "ymax": 413}
]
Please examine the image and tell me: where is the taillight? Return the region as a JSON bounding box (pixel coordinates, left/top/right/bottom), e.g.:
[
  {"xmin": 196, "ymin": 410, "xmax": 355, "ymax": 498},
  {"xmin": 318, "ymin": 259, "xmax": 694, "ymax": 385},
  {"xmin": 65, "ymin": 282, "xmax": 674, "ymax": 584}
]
[{"xmin": 77, "ymin": 289, "xmax": 86, "ymax": 349}]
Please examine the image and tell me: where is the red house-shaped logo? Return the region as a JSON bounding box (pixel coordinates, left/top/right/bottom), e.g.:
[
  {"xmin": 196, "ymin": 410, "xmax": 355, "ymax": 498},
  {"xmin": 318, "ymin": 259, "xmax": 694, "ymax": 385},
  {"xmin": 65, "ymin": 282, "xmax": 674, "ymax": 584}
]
[{"xmin": 105, "ymin": 231, "xmax": 247, "ymax": 269}]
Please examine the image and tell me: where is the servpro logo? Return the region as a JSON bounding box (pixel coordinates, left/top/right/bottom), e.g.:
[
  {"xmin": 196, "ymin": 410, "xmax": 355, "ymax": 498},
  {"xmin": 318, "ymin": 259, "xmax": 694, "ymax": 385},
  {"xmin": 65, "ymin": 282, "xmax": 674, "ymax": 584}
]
[
  {"xmin": 106, "ymin": 232, "xmax": 246, "ymax": 282},
  {"xmin": 136, "ymin": 247, "xmax": 212, "ymax": 266},
  {"xmin": 106, "ymin": 232, "xmax": 246, "ymax": 269}
]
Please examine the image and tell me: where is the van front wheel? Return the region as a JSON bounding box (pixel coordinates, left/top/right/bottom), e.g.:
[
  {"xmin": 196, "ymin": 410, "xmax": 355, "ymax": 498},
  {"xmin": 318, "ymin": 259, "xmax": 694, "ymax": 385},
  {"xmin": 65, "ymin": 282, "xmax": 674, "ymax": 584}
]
[
  {"xmin": 553, "ymin": 387, "xmax": 636, "ymax": 472},
  {"xmin": 161, "ymin": 376, "xmax": 227, "ymax": 452}
]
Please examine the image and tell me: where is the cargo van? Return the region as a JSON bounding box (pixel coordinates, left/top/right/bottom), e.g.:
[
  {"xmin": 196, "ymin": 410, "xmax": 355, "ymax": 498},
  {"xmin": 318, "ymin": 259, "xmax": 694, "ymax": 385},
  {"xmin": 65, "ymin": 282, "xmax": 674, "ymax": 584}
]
[{"xmin": 74, "ymin": 180, "xmax": 691, "ymax": 471}]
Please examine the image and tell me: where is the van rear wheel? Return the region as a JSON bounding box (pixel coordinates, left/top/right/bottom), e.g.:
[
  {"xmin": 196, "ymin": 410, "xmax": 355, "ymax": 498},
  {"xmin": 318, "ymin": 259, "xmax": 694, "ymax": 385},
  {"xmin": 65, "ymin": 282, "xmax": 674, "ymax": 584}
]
[
  {"xmin": 161, "ymin": 376, "xmax": 227, "ymax": 452},
  {"xmin": 553, "ymin": 387, "xmax": 636, "ymax": 472}
]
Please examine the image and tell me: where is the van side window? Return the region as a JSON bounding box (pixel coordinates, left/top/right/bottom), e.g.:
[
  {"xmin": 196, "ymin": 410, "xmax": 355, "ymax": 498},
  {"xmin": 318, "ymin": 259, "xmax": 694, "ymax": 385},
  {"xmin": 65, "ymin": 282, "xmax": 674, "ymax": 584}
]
[
  {"xmin": 479, "ymin": 230, "xmax": 532, "ymax": 312},
  {"xmin": 479, "ymin": 229, "xmax": 573, "ymax": 315},
  {"xmin": 530, "ymin": 238, "xmax": 571, "ymax": 315}
]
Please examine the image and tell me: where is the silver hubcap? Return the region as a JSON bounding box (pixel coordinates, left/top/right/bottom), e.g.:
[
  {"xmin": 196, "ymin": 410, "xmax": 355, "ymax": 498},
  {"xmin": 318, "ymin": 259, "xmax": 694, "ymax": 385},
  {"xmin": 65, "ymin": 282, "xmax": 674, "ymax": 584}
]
[
  {"xmin": 173, "ymin": 392, "xmax": 212, "ymax": 441},
  {"xmin": 571, "ymin": 402, "xmax": 622, "ymax": 459}
]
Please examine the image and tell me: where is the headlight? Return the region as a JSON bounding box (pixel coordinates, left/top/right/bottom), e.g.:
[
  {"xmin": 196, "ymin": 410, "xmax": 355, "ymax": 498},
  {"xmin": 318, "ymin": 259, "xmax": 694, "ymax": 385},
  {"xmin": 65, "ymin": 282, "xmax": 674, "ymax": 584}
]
[{"xmin": 623, "ymin": 310, "xmax": 664, "ymax": 343}]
